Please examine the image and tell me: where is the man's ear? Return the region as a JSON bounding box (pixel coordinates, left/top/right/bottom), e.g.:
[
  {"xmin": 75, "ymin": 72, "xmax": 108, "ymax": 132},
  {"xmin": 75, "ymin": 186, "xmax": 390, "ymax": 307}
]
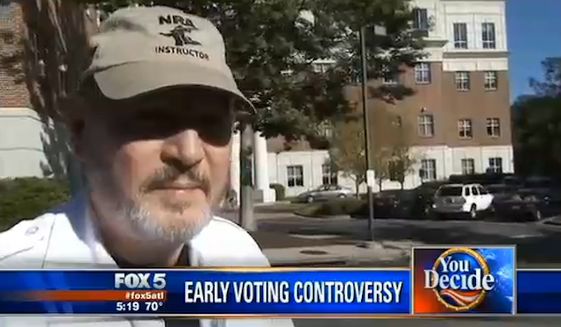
[{"xmin": 60, "ymin": 95, "xmax": 87, "ymax": 160}]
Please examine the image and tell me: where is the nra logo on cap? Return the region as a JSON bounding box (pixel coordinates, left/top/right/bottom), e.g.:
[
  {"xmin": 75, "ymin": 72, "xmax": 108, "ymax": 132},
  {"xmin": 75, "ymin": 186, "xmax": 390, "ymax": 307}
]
[
  {"xmin": 159, "ymin": 15, "xmax": 201, "ymax": 47},
  {"xmin": 155, "ymin": 14, "xmax": 209, "ymax": 60}
]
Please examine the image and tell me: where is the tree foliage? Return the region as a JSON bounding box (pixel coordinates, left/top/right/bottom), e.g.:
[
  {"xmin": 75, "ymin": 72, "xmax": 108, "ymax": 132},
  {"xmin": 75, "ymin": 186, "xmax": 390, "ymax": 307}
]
[
  {"xmin": 328, "ymin": 118, "xmax": 366, "ymax": 195},
  {"xmin": 530, "ymin": 57, "xmax": 561, "ymax": 97},
  {"xmin": 78, "ymin": 0, "xmax": 425, "ymax": 141},
  {"xmin": 0, "ymin": 178, "xmax": 70, "ymax": 231},
  {"xmin": 513, "ymin": 57, "xmax": 561, "ymax": 177}
]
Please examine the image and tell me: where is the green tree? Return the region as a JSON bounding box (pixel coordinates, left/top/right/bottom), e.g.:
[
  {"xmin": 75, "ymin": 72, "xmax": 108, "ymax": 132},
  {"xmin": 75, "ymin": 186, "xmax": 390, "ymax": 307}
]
[
  {"xmin": 529, "ymin": 57, "xmax": 561, "ymax": 97},
  {"xmin": 79, "ymin": 0, "xmax": 425, "ymax": 140},
  {"xmin": 329, "ymin": 119, "xmax": 366, "ymax": 196},
  {"xmin": 513, "ymin": 57, "xmax": 561, "ymax": 177},
  {"xmin": 371, "ymin": 146, "xmax": 392, "ymax": 191},
  {"xmin": 388, "ymin": 147, "xmax": 416, "ymax": 190}
]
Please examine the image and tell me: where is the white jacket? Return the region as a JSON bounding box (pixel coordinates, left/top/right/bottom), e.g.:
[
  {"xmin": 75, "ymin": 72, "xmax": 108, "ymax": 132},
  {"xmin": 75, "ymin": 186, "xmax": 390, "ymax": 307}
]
[{"xmin": 0, "ymin": 194, "xmax": 294, "ymax": 327}]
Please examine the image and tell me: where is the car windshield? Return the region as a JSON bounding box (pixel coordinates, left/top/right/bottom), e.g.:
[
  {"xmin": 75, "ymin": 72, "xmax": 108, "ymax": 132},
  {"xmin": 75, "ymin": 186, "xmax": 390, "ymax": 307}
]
[
  {"xmin": 438, "ymin": 186, "xmax": 463, "ymax": 196},
  {"xmin": 488, "ymin": 186, "xmax": 512, "ymax": 194}
]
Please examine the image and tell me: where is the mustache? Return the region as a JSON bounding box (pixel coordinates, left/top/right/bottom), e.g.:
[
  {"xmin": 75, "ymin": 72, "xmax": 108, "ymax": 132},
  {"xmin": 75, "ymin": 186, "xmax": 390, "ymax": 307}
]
[{"xmin": 141, "ymin": 166, "xmax": 211, "ymax": 195}]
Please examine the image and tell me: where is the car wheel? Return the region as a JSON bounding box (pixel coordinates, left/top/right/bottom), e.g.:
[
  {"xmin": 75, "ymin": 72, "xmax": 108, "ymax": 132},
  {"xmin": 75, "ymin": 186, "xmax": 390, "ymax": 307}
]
[
  {"xmin": 469, "ymin": 205, "xmax": 478, "ymax": 220},
  {"xmin": 337, "ymin": 194, "xmax": 346, "ymax": 199},
  {"xmin": 306, "ymin": 196, "xmax": 314, "ymax": 203}
]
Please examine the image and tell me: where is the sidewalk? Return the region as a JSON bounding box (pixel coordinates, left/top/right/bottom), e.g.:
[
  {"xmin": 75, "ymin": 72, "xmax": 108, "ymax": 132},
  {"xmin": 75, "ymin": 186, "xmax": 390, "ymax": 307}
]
[
  {"xmin": 541, "ymin": 215, "xmax": 561, "ymax": 226},
  {"xmin": 251, "ymin": 230, "xmax": 419, "ymax": 267}
]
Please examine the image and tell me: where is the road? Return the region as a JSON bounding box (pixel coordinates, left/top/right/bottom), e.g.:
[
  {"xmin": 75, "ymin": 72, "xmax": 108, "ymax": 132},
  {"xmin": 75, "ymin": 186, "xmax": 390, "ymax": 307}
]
[
  {"xmin": 280, "ymin": 217, "xmax": 561, "ymax": 326},
  {"xmin": 203, "ymin": 209, "xmax": 561, "ymax": 326},
  {"xmin": 253, "ymin": 214, "xmax": 561, "ymax": 266}
]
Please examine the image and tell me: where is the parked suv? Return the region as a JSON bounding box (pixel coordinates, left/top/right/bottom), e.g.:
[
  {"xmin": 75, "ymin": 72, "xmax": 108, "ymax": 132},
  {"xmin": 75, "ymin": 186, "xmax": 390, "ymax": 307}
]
[{"xmin": 432, "ymin": 184, "xmax": 494, "ymax": 219}]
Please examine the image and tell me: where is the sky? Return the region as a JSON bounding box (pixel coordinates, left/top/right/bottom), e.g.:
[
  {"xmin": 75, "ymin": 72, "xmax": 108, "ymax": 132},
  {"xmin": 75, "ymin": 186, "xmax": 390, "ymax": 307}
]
[{"xmin": 507, "ymin": 0, "xmax": 561, "ymax": 102}]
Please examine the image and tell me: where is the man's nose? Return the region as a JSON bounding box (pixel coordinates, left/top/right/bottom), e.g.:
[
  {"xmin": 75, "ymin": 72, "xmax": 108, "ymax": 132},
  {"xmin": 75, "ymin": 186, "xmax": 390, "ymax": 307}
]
[{"xmin": 161, "ymin": 129, "xmax": 204, "ymax": 169}]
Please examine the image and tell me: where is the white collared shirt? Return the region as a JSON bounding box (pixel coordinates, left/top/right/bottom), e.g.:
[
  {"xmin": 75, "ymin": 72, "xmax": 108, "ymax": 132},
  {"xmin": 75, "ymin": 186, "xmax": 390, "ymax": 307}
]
[{"xmin": 0, "ymin": 194, "xmax": 294, "ymax": 327}]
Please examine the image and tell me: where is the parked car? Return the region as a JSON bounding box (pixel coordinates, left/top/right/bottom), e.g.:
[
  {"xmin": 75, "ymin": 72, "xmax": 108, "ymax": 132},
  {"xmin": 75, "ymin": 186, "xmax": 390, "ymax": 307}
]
[
  {"xmin": 432, "ymin": 184, "xmax": 494, "ymax": 219},
  {"xmin": 369, "ymin": 181, "xmax": 448, "ymax": 219},
  {"xmin": 487, "ymin": 184, "xmax": 517, "ymax": 200},
  {"xmin": 491, "ymin": 190, "xmax": 551, "ymax": 221},
  {"xmin": 372, "ymin": 190, "xmax": 412, "ymax": 218},
  {"xmin": 294, "ymin": 185, "xmax": 354, "ymax": 203},
  {"xmin": 521, "ymin": 176, "xmax": 561, "ymax": 216}
]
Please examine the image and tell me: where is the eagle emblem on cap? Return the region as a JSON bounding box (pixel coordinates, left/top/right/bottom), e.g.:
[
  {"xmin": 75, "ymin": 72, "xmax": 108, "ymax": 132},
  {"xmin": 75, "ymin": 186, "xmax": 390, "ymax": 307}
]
[{"xmin": 160, "ymin": 25, "xmax": 201, "ymax": 47}]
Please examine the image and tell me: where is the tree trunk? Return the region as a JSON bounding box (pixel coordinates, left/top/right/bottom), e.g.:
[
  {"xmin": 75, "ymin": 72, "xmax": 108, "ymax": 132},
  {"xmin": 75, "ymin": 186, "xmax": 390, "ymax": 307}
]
[
  {"xmin": 377, "ymin": 178, "xmax": 383, "ymax": 192},
  {"xmin": 400, "ymin": 180, "xmax": 404, "ymax": 190},
  {"xmin": 239, "ymin": 123, "xmax": 256, "ymax": 231},
  {"xmin": 354, "ymin": 178, "xmax": 360, "ymax": 197}
]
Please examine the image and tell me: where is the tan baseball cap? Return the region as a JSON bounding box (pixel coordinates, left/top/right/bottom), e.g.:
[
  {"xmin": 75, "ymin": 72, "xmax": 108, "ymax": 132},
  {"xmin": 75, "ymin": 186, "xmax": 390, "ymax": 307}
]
[{"xmin": 80, "ymin": 6, "xmax": 253, "ymax": 112}]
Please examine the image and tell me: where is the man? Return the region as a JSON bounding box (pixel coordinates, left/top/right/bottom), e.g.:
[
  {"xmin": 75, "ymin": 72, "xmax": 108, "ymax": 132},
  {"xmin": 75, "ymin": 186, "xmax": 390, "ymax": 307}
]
[{"xmin": 0, "ymin": 6, "xmax": 293, "ymax": 327}]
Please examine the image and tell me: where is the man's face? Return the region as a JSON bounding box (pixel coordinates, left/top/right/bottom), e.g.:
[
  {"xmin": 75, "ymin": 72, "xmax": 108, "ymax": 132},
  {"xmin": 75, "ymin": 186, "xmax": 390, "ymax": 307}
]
[{"xmin": 78, "ymin": 88, "xmax": 234, "ymax": 243}]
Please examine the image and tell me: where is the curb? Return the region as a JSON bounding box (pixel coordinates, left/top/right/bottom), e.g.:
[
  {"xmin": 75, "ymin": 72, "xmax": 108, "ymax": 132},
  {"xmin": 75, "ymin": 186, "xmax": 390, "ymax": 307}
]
[
  {"xmin": 539, "ymin": 216, "xmax": 561, "ymax": 227},
  {"xmin": 268, "ymin": 256, "xmax": 348, "ymax": 267},
  {"xmin": 293, "ymin": 212, "xmax": 351, "ymax": 220}
]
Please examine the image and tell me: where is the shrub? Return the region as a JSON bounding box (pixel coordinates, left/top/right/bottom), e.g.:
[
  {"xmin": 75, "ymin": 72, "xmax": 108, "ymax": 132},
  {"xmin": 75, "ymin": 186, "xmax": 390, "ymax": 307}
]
[
  {"xmin": 270, "ymin": 183, "xmax": 286, "ymax": 201},
  {"xmin": 0, "ymin": 177, "xmax": 70, "ymax": 232},
  {"xmin": 294, "ymin": 198, "xmax": 365, "ymax": 217}
]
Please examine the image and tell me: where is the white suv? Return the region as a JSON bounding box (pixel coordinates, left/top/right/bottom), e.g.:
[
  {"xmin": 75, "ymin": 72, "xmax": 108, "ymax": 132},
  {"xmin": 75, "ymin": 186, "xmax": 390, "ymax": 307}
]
[{"xmin": 432, "ymin": 184, "xmax": 494, "ymax": 219}]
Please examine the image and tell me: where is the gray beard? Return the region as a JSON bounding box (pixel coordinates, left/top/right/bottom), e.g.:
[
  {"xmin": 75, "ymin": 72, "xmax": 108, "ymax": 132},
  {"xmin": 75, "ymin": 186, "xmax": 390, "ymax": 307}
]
[{"xmin": 86, "ymin": 167, "xmax": 213, "ymax": 243}]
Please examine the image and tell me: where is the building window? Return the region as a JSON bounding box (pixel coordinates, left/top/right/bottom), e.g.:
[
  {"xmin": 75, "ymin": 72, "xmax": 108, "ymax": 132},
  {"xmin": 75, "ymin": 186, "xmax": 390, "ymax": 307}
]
[
  {"xmin": 319, "ymin": 121, "xmax": 333, "ymax": 139},
  {"xmin": 0, "ymin": 1, "xmax": 12, "ymax": 22},
  {"xmin": 418, "ymin": 114, "xmax": 434, "ymax": 137},
  {"xmin": 313, "ymin": 62, "xmax": 333, "ymax": 73},
  {"xmin": 487, "ymin": 118, "xmax": 501, "ymax": 137},
  {"xmin": 482, "ymin": 22, "xmax": 496, "ymax": 49},
  {"xmin": 484, "ymin": 71, "xmax": 498, "ymax": 90},
  {"xmin": 461, "ymin": 159, "xmax": 475, "ymax": 175},
  {"xmin": 415, "ymin": 63, "xmax": 431, "ymax": 84},
  {"xmin": 453, "ymin": 23, "xmax": 468, "ymax": 49},
  {"xmin": 412, "ymin": 8, "xmax": 429, "ymax": 35},
  {"xmin": 421, "ymin": 159, "xmax": 437, "ymax": 181},
  {"xmin": 488, "ymin": 157, "xmax": 503, "ymax": 174},
  {"xmin": 455, "ymin": 71, "xmax": 470, "ymax": 91},
  {"xmin": 322, "ymin": 164, "xmax": 338, "ymax": 185},
  {"xmin": 458, "ymin": 119, "xmax": 473, "ymax": 139},
  {"xmin": 287, "ymin": 165, "xmax": 304, "ymax": 187},
  {"xmin": 382, "ymin": 71, "xmax": 398, "ymax": 85}
]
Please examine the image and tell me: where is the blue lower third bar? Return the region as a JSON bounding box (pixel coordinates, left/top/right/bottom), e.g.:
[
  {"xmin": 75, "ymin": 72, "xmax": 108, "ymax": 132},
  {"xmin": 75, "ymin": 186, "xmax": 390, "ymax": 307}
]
[
  {"xmin": 518, "ymin": 270, "xmax": 561, "ymax": 314},
  {"xmin": 0, "ymin": 269, "xmax": 411, "ymax": 315}
]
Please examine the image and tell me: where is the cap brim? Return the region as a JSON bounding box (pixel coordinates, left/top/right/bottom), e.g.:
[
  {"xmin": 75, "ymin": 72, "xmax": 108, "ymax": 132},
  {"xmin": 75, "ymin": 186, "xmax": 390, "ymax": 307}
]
[{"xmin": 92, "ymin": 61, "xmax": 255, "ymax": 113}]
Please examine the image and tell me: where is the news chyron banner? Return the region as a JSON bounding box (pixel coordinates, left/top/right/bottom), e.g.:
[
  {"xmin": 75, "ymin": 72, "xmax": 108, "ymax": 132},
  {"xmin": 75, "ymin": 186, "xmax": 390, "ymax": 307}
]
[
  {"xmin": 0, "ymin": 245, "xmax": 560, "ymax": 316},
  {"xmin": 0, "ymin": 269, "xmax": 410, "ymax": 315}
]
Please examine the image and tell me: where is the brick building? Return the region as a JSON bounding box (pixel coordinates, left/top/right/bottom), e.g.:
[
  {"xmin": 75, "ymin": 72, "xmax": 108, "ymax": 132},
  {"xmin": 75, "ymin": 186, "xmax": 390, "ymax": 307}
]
[
  {"xmin": 0, "ymin": 0, "xmax": 98, "ymax": 181},
  {"xmin": 266, "ymin": 0, "xmax": 514, "ymax": 197}
]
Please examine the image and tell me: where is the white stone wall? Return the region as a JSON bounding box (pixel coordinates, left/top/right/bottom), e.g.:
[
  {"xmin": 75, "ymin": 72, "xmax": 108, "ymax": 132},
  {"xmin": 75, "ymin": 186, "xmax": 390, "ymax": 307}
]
[
  {"xmin": 411, "ymin": 0, "xmax": 508, "ymax": 70},
  {"xmin": 266, "ymin": 144, "xmax": 515, "ymax": 197},
  {"xmin": 0, "ymin": 108, "xmax": 49, "ymax": 178}
]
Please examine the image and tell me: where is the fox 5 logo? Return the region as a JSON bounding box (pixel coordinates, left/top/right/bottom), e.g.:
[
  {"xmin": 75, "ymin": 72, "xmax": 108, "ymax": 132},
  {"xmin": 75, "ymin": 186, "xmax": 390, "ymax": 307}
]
[{"xmin": 114, "ymin": 272, "xmax": 167, "ymax": 289}]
